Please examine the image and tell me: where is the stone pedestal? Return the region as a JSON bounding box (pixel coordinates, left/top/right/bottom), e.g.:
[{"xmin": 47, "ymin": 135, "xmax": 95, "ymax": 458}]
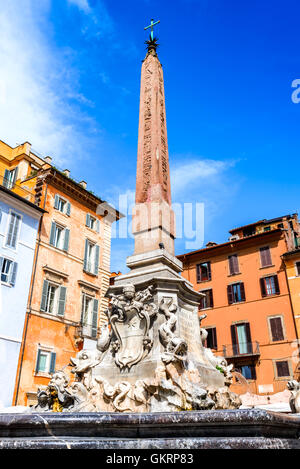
[{"xmin": 0, "ymin": 409, "xmax": 299, "ymax": 449}]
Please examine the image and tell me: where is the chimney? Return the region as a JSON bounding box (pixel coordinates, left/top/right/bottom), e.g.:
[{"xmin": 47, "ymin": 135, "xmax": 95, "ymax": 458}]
[
  {"xmin": 44, "ymin": 156, "xmax": 52, "ymax": 164},
  {"xmin": 79, "ymin": 181, "xmax": 87, "ymax": 189},
  {"xmin": 63, "ymin": 169, "xmax": 70, "ymax": 178}
]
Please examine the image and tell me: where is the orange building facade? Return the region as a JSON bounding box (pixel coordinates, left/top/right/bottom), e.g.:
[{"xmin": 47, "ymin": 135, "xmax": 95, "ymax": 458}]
[
  {"xmin": 178, "ymin": 214, "xmax": 300, "ymax": 396},
  {"xmin": 0, "ymin": 139, "xmax": 120, "ymax": 406}
]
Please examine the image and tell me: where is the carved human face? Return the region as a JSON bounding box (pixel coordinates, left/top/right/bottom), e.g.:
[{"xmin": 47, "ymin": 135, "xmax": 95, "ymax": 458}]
[
  {"xmin": 123, "ymin": 285, "xmax": 135, "ymax": 300},
  {"xmin": 49, "ymin": 372, "xmax": 69, "ymax": 391}
]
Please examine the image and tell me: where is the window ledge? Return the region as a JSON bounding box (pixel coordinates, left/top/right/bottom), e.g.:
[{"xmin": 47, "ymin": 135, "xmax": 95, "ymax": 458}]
[
  {"xmin": 54, "ymin": 209, "xmax": 70, "ymax": 218},
  {"xmin": 83, "ymin": 269, "xmax": 98, "ymax": 277},
  {"xmin": 197, "ymin": 279, "xmax": 212, "ymax": 284},
  {"xmin": 0, "ymin": 281, "xmax": 12, "ymax": 288},
  {"xmin": 228, "ymin": 301, "xmax": 246, "ymax": 305},
  {"xmin": 34, "ymin": 372, "xmax": 52, "ymax": 378},
  {"xmin": 228, "ymin": 272, "xmax": 241, "ymax": 277},
  {"xmin": 259, "ymin": 265, "xmax": 275, "ymax": 270},
  {"xmin": 199, "ymin": 307, "xmax": 213, "ymax": 311}
]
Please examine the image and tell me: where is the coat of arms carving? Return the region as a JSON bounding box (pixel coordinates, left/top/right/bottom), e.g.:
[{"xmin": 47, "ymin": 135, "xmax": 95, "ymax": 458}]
[{"xmin": 106, "ymin": 284, "xmax": 158, "ymax": 371}]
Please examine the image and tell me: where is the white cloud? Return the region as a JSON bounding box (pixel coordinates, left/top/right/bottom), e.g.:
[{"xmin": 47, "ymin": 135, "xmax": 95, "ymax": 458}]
[
  {"xmin": 0, "ymin": 0, "xmax": 98, "ymax": 167},
  {"xmin": 67, "ymin": 0, "xmax": 91, "ymax": 13},
  {"xmin": 171, "ymin": 158, "xmax": 235, "ymax": 196}
]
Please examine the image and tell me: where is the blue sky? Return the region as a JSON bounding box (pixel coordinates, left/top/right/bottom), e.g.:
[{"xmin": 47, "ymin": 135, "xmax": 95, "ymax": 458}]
[{"xmin": 0, "ymin": 0, "xmax": 299, "ymax": 272}]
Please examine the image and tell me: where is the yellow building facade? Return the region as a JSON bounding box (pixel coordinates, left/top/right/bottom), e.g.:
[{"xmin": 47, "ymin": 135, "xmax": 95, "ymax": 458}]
[{"xmin": 0, "ymin": 139, "xmax": 121, "ymax": 406}]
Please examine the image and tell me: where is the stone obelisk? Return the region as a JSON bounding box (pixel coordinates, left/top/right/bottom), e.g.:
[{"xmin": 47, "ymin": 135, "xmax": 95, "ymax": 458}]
[
  {"xmin": 106, "ymin": 31, "xmax": 225, "ymax": 392},
  {"xmin": 133, "ymin": 36, "xmax": 175, "ymax": 257}
]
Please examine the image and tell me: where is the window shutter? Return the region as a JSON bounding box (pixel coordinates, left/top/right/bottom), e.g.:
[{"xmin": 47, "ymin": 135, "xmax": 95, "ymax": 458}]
[
  {"xmin": 6, "ymin": 214, "xmax": 15, "ymax": 246},
  {"xmin": 81, "ymin": 295, "xmax": 85, "ymax": 324},
  {"xmin": 227, "ymin": 285, "xmax": 233, "ymax": 304},
  {"xmin": 49, "ymin": 352, "xmax": 56, "ymax": 374},
  {"xmin": 9, "ymin": 262, "xmax": 18, "ymax": 286},
  {"xmin": 276, "ymin": 361, "xmax": 289, "ymax": 378},
  {"xmin": 3, "ymin": 169, "xmax": 10, "ymax": 187},
  {"xmin": 209, "ymin": 289, "xmax": 214, "ymax": 308},
  {"xmin": 240, "ymin": 282, "xmax": 246, "ymax": 301},
  {"xmin": 91, "ymin": 299, "xmax": 99, "ymax": 338},
  {"xmin": 274, "ymin": 275, "xmax": 280, "ymax": 294},
  {"xmin": 83, "ymin": 239, "xmax": 89, "ymax": 271},
  {"xmin": 11, "ymin": 214, "xmax": 20, "ymax": 248},
  {"xmin": 296, "ymin": 262, "xmax": 300, "ymax": 276},
  {"xmin": 260, "ymin": 247, "xmax": 272, "ymax": 267},
  {"xmin": 207, "ymin": 262, "xmax": 211, "ymax": 280},
  {"xmin": 40, "ymin": 280, "xmax": 49, "ymax": 311},
  {"xmin": 196, "ymin": 264, "xmax": 201, "ymax": 282},
  {"xmin": 229, "ymin": 255, "xmax": 239, "ymax": 275},
  {"xmin": 63, "ymin": 228, "xmax": 70, "ymax": 252},
  {"xmin": 270, "ymin": 317, "xmax": 284, "ymax": 341},
  {"xmin": 212, "ymin": 327, "xmax": 217, "ymax": 349},
  {"xmin": 260, "ymin": 278, "xmax": 266, "ymax": 297},
  {"xmin": 96, "ymin": 219, "xmax": 100, "ymax": 233},
  {"xmin": 245, "ymin": 323, "xmax": 253, "ymax": 353},
  {"xmin": 35, "ymin": 349, "xmax": 42, "ymax": 373},
  {"xmin": 57, "ymin": 286, "xmax": 67, "ymax": 316},
  {"xmin": 13, "ymin": 166, "xmax": 18, "ymax": 185},
  {"xmin": 230, "ymin": 325, "xmax": 238, "ymax": 355},
  {"xmin": 49, "ymin": 222, "xmax": 56, "ymax": 246},
  {"xmin": 0, "ymin": 257, "xmax": 3, "ymax": 274},
  {"xmin": 54, "ymin": 194, "xmax": 60, "ymax": 209},
  {"xmin": 86, "ymin": 213, "xmax": 90, "ymax": 227},
  {"xmin": 66, "ymin": 202, "xmax": 71, "ymax": 216},
  {"xmin": 94, "ymin": 245, "xmax": 100, "ymax": 275}
]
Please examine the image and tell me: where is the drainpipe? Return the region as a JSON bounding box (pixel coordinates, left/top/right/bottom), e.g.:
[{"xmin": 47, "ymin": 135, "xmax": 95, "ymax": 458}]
[{"xmin": 14, "ymin": 180, "xmax": 48, "ymax": 405}]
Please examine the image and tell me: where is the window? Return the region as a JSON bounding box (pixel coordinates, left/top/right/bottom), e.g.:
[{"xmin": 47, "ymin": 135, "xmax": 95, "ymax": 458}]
[
  {"xmin": 228, "ymin": 254, "xmax": 239, "ymax": 275},
  {"xmin": 199, "ymin": 289, "xmax": 214, "ymax": 309},
  {"xmin": 86, "ymin": 213, "xmax": 100, "ymax": 232},
  {"xmin": 275, "ymin": 360, "xmax": 290, "ymax": 378},
  {"xmin": 40, "ymin": 280, "xmax": 67, "ymax": 316},
  {"xmin": 235, "ymin": 365, "xmax": 256, "ymax": 380},
  {"xmin": 269, "ymin": 316, "xmax": 285, "ymax": 342},
  {"xmin": 49, "ymin": 222, "xmax": 70, "ymax": 251},
  {"xmin": 3, "ymin": 167, "xmax": 18, "ymax": 189},
  {"xmin": 83, "ymin": 239, "xmax": 100, "ymax": 275},
  {"xmin": 296, "ymin": 262, "xmax": 300, "ymax": 276},
  {"xmin": 205, "ymin": 327, "xmax": 217, "ymax": 350},
  {"xmin": 5, "ymin": 211, "xmax": 21, "ymax": 249},
  {"xmin": 196, "ymin": 262, "xmax": 211, "ymax": 282},
  {"xmin": 35, "ymin": 349, "xmax": 56, "ymax": 375},
  {"xmin": 260, "ymin": 275, "xmax": 280, "ymax": 297},
  {"xmin": 260, "ymin": 246, "xmax": 272, "ymax": 267},
  {"xmin": 277, "ymin": 223, "xmax": 284, "ymax": 229},
  {"xmin": 81, "ymin": 294, "xmax": 98, "ymax": 338},
  {"xmin": 264, "ymin": 226, "xmax": 271, "ymax": 232},
  {"xmin": 243, "ymin": 226, "xmax": 256, "ymax": 237},
  {"xmin": 54, "ymin": 194, "xmax": 71, "ymax": 216},
  {"xmin": 0, "ymin": 257, "xmax": 18, "ymax": 286},
  {"xmin": 231, "ymin": 322, "xmax": 253, "ymax": 355},
  {"xmin": 227, "ymin": 282, "xmax": 245, "ymax": 304}
]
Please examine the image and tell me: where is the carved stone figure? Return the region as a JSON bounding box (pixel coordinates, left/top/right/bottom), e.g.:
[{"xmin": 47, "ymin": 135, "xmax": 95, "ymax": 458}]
[
  {"xmin": 47, "ymin": 370, "xmax": 74, "ymax": 412},
  {"xmin": 69, "ymin": 349, "xmax": 102, "ymax": 391},
  {"xmin": 287, "ymin": 380, "xmax": 300, "ymax": 413},
  {"xmin": 159, "ymin": 298, "xmax": 188, "ymax": 364}
]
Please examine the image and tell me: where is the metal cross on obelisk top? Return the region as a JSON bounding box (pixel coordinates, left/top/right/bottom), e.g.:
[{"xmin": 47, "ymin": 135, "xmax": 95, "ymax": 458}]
[{"xmin": 144, "ymin": 18, "xmax": 160, "ymax": 40}]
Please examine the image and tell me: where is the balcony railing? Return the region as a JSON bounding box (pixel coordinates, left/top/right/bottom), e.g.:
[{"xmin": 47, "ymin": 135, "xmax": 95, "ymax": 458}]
[
  {"xmin": 1, "ymin": 175, "xmax": 36, "ymax": 204},
  {"xmin": 223, "ymin": 341, "xmax": 260, "ymax": 358}
]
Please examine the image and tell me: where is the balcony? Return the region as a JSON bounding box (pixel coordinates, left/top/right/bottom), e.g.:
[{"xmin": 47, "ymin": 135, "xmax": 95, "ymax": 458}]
[
  {"xmin": 1, "ymin": 175, "xmax": 36, "ymax": 205},
  {"xmin": 223, "ymin": 341, "xmax": 260, "ymax": 359}
]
